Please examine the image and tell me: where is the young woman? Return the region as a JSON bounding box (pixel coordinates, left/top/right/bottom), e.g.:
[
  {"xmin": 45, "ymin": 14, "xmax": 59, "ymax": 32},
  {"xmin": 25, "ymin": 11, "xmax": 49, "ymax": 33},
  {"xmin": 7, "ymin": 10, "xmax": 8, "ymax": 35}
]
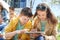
[{"xmin": 33, "ymin": 3, "xmax": 58, "ymax": 40}]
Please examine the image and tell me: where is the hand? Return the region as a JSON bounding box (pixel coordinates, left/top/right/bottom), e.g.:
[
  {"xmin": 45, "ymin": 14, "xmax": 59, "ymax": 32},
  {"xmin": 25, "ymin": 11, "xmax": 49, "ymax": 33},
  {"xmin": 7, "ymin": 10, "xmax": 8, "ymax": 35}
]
[
  {"xmin": 15, "ymin": 30, "xmax": 25, "ymax": 34},
  {"xmin": 48, "ymin": 36, "xmax": 55, "ymax": 40},
  {"xmin": 23, "ymin": 29, "xmax": 29, "ymax": 32},
  {"xmin": 30, "ymin": 29, "xmax": 37, "ymax": 32},
  {"xmin": 45, "ymin": 35, "xmax": 56, "ymax": 40},
  {"xmin": 40, "ymin": 32, "xmax": 45, "ymax": 36}
]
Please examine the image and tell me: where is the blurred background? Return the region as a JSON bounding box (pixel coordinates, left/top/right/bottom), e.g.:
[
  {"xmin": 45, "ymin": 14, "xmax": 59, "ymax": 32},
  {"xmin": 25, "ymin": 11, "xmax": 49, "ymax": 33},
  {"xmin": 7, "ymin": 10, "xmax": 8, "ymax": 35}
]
[{"xmin": 0, "ymin": 0, "xmax": 60, "ymax": 40}]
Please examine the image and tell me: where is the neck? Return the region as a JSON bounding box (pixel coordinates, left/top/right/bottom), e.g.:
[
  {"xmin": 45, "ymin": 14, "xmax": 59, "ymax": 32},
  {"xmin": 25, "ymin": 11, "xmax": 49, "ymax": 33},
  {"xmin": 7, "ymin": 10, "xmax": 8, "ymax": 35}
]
[
  {"xmin": 19, "ymin": 18, "xmax": 24, "ymax": 25},
  {"xmin": 41, "ymin": 18, "xmax": 47, "ymax": 21}
]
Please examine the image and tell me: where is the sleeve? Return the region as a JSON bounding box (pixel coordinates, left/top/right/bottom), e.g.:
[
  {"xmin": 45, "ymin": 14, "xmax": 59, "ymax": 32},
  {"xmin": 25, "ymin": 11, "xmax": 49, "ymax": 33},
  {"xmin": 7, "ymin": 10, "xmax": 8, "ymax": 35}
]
[
  {"xmin": 5, "ymin": 19, "xmax": 14, "ymax": 33},
  {"xmin": 49, "ymin": 26, "xmax": 57, "ymax": 40},
  {"xmin": 51, "ymin": 25, "xmax": 57, "ymax": 37},
  {"xmin": 5, "ymin": 17, "xmax": 18, "ymax": 33},
  {"xmin": 3, "ymin": 9, "xmax": 8, "ymax": 22},
  {"xmin": 24, "ymin": 20, "xmax": 32, "ymax": 31}
]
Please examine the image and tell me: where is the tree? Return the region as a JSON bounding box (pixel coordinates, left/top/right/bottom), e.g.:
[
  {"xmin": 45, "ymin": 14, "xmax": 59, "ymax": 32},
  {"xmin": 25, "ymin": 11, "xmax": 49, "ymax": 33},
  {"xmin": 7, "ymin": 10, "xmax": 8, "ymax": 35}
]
[
  {"xmin": 30, "ymin": 0, "xmax": 35, "ymax": 9},
  {"xmin": 51, "ymin": 0, "xmax": 60, "ymax": 5}
]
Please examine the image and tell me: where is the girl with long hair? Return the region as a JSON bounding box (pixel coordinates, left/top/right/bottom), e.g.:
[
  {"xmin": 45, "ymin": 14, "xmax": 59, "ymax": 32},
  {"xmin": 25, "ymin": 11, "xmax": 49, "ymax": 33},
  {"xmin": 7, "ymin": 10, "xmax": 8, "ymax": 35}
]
[{"xmin": 33, "ymin": 3, "xmax": 58, "ymax": 40}]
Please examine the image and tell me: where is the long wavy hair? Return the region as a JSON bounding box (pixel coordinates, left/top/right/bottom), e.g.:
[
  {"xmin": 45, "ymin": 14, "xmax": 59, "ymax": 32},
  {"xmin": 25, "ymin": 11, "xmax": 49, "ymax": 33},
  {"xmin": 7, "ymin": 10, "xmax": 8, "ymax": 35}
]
[{"xmin": 34, "ymin": 3, "xmax": 58, "ymax": 28}]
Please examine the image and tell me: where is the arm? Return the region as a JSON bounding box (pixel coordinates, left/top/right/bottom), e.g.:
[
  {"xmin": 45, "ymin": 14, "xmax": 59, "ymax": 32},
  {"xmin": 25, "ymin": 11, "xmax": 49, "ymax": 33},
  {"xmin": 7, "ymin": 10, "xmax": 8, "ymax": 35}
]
[
  {"xmin": 5, "ymin": 17, "xmax": 18, "ymax": 39},
  {"xmin": 45, "ymin": 25, "xmax": 57, "ymax": 40},
  {"xmin": 5, "ymin": 31, "xmax": 17, "ymax": 39},
  {"xmin": 5, "ymin": 30, "xmax": 27, "ymax": 39}
]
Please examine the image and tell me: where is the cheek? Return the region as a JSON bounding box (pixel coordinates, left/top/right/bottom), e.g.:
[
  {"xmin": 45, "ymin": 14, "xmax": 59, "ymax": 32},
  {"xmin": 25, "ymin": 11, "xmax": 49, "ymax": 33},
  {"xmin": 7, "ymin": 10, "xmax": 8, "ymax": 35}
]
[
  {"xmin": 22, "ymin": 19, "xmax": 26, "ymax": 23},
  {"xmin": 38, "ymin": 16, "xmax": 40, "ymax": 18},
  {"xmin": 21, "ymin": 20, "xmax": 25, "ymax": 24},
  {"xmin": 0, "ymin": 19, "xmax": 2, "ymax": 21},
  {"xmin": 37, "ymin": 15, "xmax": 41, "ymax": 19},
  {"xmin": 43, "ymin": 15, "xmax": 47, "ymax": 18},
  {"xmin": 41, "ymin": 15, "xmax": 46, "ymax": 18},
  {"xmin": 24, "ymin": 19, "xmax": 28, "ymax": 22},
  {"xmin": 10, "ymin": 11, "xmax": 13, "ymax": 13},
  {"xmin": 9, "ymin": 11, "xmax": 11, "ymax": 13},
  {"xmin": 10, "ymin": 15, "xmax": 13, "ymax": 18},
  {"xmin": 25, "ymin": 19, "xmax": 29, "ymax": 23}
]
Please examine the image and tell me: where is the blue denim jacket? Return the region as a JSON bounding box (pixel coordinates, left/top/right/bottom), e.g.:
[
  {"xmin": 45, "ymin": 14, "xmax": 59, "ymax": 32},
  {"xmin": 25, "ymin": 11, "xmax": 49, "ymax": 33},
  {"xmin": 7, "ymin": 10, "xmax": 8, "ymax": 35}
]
[
  {"xmin": 1, "ymin": 9, "xmax": 8, "ymax": 22},
  {"xmin": 0, "ymin": 22, "xmax": 7, "ymax": 40},
  {"xmin": 0, "ymin": 22, "xmax": 7, "ymax": 32}
]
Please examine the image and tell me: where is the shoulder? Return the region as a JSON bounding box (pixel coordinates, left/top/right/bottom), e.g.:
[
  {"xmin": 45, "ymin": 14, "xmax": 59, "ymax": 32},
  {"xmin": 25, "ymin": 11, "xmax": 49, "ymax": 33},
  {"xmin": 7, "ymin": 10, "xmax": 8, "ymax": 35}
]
[
  {"xmin": 5, "ymin": 17, "xmax": 19, "ymax": 33},
  {"xmin": 24, "ymin": 20, "xmax": 32, "ymax": 27},
  {"xmin": 10, "ymin": 16, "xmax": 19, "ymax": 25}
]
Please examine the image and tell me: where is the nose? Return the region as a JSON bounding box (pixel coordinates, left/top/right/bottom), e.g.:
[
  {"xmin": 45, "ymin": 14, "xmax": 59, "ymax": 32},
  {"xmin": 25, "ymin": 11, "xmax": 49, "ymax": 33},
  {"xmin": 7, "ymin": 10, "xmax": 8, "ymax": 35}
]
[{"xmin": 25, "ymin": 20, "xmax": 29, "ymax": 23}]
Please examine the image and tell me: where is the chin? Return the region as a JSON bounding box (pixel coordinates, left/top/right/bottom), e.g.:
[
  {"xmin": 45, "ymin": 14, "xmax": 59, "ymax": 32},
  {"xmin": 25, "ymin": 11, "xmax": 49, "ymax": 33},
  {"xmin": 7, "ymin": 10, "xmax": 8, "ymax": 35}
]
[{"xmin": 23, "ymin": 23, "xmax": 25, "ymax": 25}]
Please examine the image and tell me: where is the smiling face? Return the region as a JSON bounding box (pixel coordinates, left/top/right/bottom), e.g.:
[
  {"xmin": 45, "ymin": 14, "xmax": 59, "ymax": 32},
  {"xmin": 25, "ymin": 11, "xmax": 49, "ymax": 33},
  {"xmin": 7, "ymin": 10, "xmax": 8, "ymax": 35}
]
[
  {"xmin": 20, "ymin": 15, "xmax": 30, "ymax": 25},
  {"xmin": 37, "ymin": 10, "xmax": 47, "ymax": 21},
  {"xmin": 9, "ymin": 9, "xmax": 14, "ymax": 14},
  {"xmin": 19, "ymin": 7, "xmax": 32, "ymax": 25},
  {"xmin": 9, "ymin": 8, "xmax": 14, "ymax": 19}
]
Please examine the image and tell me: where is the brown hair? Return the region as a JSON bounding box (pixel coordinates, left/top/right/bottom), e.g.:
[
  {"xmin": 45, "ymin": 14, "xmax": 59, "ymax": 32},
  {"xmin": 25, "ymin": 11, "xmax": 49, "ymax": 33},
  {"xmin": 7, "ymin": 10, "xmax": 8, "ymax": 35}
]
[
  {"xmin": 9, "ymin": 7, "xmax": 14, "ymax": 11},
  {"xmin": 20, "ymin": 7, "xmax": 33, "ymax": 17},
  {"xmin": 34, "ymin": 3, "xmax": 58, "ymax": 27}
]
